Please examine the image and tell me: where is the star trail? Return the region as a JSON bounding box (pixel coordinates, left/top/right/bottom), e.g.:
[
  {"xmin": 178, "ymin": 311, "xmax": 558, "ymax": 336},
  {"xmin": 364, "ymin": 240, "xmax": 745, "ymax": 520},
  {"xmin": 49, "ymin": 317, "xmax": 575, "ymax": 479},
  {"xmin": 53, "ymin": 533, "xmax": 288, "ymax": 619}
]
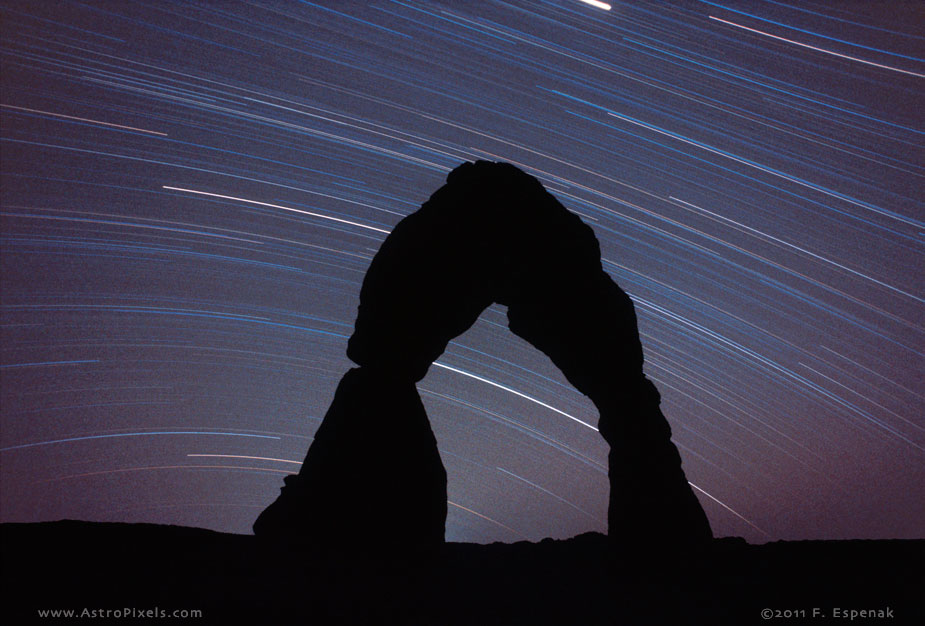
[{"xmin": 1, "ymin": 1, "xmax": 922, "ymax": 545}]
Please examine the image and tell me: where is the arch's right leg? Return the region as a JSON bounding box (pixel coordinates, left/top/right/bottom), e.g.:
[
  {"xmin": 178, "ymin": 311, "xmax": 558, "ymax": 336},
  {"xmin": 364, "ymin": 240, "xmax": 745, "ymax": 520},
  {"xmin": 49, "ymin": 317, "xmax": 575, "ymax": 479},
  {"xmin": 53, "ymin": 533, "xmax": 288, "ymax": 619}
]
[
  {"xmin": 507, "ymin": 270, "xmax": 712, "ymax": 550},
  {"xmin": 602, "ymin": 379, "xmax": 713, "ymax": 549}
]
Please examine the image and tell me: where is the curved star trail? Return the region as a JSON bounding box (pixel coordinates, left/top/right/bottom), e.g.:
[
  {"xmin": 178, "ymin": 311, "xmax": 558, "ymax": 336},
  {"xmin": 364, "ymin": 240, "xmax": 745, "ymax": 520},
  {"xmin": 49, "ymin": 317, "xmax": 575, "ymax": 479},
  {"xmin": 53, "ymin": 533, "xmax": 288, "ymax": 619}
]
[{"xmin": 1, "ymin": 0, "xmax": 922, "ymax": 544}]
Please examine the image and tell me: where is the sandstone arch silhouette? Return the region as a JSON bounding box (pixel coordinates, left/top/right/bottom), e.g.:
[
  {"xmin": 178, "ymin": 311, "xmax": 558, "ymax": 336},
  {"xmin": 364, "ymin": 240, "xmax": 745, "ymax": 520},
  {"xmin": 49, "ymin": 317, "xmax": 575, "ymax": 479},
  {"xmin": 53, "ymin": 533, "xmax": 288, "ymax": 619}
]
[{"xmin": 254, "ymin": 161, "xmax": 712, "ymax": 555}]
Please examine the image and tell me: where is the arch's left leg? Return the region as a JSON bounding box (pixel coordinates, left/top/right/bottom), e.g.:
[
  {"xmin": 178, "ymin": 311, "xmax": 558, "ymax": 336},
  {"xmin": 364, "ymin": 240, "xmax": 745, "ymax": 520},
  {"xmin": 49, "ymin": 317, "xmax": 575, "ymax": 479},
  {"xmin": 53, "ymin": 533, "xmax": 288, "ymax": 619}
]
[{"xmin": 253, "ymin": 367, "xmax": 447, "ymax": 555}]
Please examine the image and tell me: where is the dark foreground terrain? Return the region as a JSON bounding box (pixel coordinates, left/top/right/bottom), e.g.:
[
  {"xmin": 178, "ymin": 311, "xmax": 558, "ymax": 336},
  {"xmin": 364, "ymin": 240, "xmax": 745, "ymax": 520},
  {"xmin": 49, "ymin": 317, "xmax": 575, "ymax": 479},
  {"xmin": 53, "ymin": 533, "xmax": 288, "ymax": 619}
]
[{"xmin": 2, "ymin": 521, "xmax": 921, "ymax": 625}]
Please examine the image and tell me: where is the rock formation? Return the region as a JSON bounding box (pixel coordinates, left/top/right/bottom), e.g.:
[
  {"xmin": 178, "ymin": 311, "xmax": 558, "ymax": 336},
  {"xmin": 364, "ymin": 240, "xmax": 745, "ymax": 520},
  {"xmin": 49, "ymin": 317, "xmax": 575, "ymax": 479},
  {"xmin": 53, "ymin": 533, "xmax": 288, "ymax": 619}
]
[
  {"xmin": 252, "ymin": 367, "xmax": 446, "ymax": 554},
  {"xmin": 254, "ymin": 160, "xmax": 712, "ymax": 555}
]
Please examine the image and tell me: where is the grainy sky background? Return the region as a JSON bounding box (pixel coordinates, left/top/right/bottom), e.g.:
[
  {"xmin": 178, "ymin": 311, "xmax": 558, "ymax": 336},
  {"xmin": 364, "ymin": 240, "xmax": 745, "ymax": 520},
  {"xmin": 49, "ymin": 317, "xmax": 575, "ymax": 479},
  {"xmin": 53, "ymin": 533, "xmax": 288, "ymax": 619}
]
[{"xmin": 1, "ymin": 0, "xmax": 922, "ymax": 544}]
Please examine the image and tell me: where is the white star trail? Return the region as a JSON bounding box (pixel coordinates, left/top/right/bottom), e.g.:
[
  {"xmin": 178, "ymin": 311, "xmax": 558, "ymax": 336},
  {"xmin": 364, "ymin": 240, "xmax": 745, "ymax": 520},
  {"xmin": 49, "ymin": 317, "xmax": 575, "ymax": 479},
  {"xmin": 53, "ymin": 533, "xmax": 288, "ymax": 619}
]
[
  {"xmin": 708, "ymin": 16, "xmax": 925, "ymax": 79},
  {"xmin": 161, "ymin": 187, "xmax": 392, "ymax": 234},
  {"xmin": 432, "ymin": 362, "xmax": 597, "ymax": 431}
]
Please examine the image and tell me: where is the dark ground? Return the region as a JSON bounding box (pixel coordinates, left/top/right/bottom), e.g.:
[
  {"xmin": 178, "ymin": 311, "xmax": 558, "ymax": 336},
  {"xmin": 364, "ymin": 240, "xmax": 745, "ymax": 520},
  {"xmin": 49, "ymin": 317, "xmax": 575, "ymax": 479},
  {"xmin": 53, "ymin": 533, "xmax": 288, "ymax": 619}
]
[{"xmin": 2, "ymin": 520, "xmax": 921, "ymax": 625}]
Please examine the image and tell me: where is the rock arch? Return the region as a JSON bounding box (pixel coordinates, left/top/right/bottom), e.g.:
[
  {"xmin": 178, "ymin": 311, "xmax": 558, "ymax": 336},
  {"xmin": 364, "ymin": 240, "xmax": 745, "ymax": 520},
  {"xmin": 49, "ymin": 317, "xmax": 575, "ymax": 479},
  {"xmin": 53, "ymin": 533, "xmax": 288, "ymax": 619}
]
[{"xmin": 254, "ymin": 161, "xmax": 711, "ymax": 554}]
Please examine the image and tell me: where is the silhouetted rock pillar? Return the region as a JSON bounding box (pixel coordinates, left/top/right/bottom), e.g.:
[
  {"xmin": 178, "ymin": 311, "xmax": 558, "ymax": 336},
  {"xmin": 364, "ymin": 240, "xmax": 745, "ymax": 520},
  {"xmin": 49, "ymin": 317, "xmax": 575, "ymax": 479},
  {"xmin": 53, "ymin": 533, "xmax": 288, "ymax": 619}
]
[
  {"xmin": 598, "ymin": 380, "xmax": 713, "ymax": 549},
  {"xmin": 507, "ymin": 267, "xmax": 713, "ymax": 548},
  {"xmin": 253, "ymin": 368, "xmax": 447, "ymax": 555}
]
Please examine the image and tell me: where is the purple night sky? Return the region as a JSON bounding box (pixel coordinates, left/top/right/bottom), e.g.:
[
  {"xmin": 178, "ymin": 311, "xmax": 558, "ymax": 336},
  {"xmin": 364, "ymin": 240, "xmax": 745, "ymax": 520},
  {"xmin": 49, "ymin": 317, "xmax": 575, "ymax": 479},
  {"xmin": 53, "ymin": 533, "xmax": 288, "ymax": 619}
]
[{"xmin": 1, "ymin": 0, "xmax": 922, "ymax": 544}]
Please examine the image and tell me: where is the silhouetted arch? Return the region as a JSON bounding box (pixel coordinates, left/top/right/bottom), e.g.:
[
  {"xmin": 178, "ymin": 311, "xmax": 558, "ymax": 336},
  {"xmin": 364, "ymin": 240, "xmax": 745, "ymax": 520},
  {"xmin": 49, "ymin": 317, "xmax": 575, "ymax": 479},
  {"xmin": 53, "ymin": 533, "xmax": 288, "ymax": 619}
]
[{"xmin": 255, "ymin": 162, "xmax": 711, "ymax": 555}]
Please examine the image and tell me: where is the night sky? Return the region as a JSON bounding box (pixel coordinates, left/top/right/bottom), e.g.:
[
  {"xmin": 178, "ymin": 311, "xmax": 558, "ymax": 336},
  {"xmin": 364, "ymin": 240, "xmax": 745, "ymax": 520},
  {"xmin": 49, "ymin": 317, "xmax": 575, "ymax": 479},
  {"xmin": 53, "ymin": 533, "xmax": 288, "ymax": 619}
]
[{"xmin": 1, "ymin": 0, "xmax": 922, "ymax": 545}]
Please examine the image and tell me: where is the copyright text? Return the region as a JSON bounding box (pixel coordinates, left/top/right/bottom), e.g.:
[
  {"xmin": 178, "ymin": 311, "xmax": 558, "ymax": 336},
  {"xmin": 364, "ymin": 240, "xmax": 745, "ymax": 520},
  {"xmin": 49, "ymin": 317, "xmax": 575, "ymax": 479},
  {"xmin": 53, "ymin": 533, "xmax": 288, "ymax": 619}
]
[{"xmin": 761, "ymin": 607, "xmax": 894, "ymax": 620}]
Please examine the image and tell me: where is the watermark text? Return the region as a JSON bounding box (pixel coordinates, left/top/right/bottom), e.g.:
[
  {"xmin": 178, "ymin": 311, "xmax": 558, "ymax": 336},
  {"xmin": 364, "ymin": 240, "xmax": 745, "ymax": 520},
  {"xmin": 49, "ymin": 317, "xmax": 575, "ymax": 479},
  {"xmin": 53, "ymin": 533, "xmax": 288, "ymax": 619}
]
[{"xmin": 37, "ymin": 607, "xmax": 202, "ymax": 619}]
